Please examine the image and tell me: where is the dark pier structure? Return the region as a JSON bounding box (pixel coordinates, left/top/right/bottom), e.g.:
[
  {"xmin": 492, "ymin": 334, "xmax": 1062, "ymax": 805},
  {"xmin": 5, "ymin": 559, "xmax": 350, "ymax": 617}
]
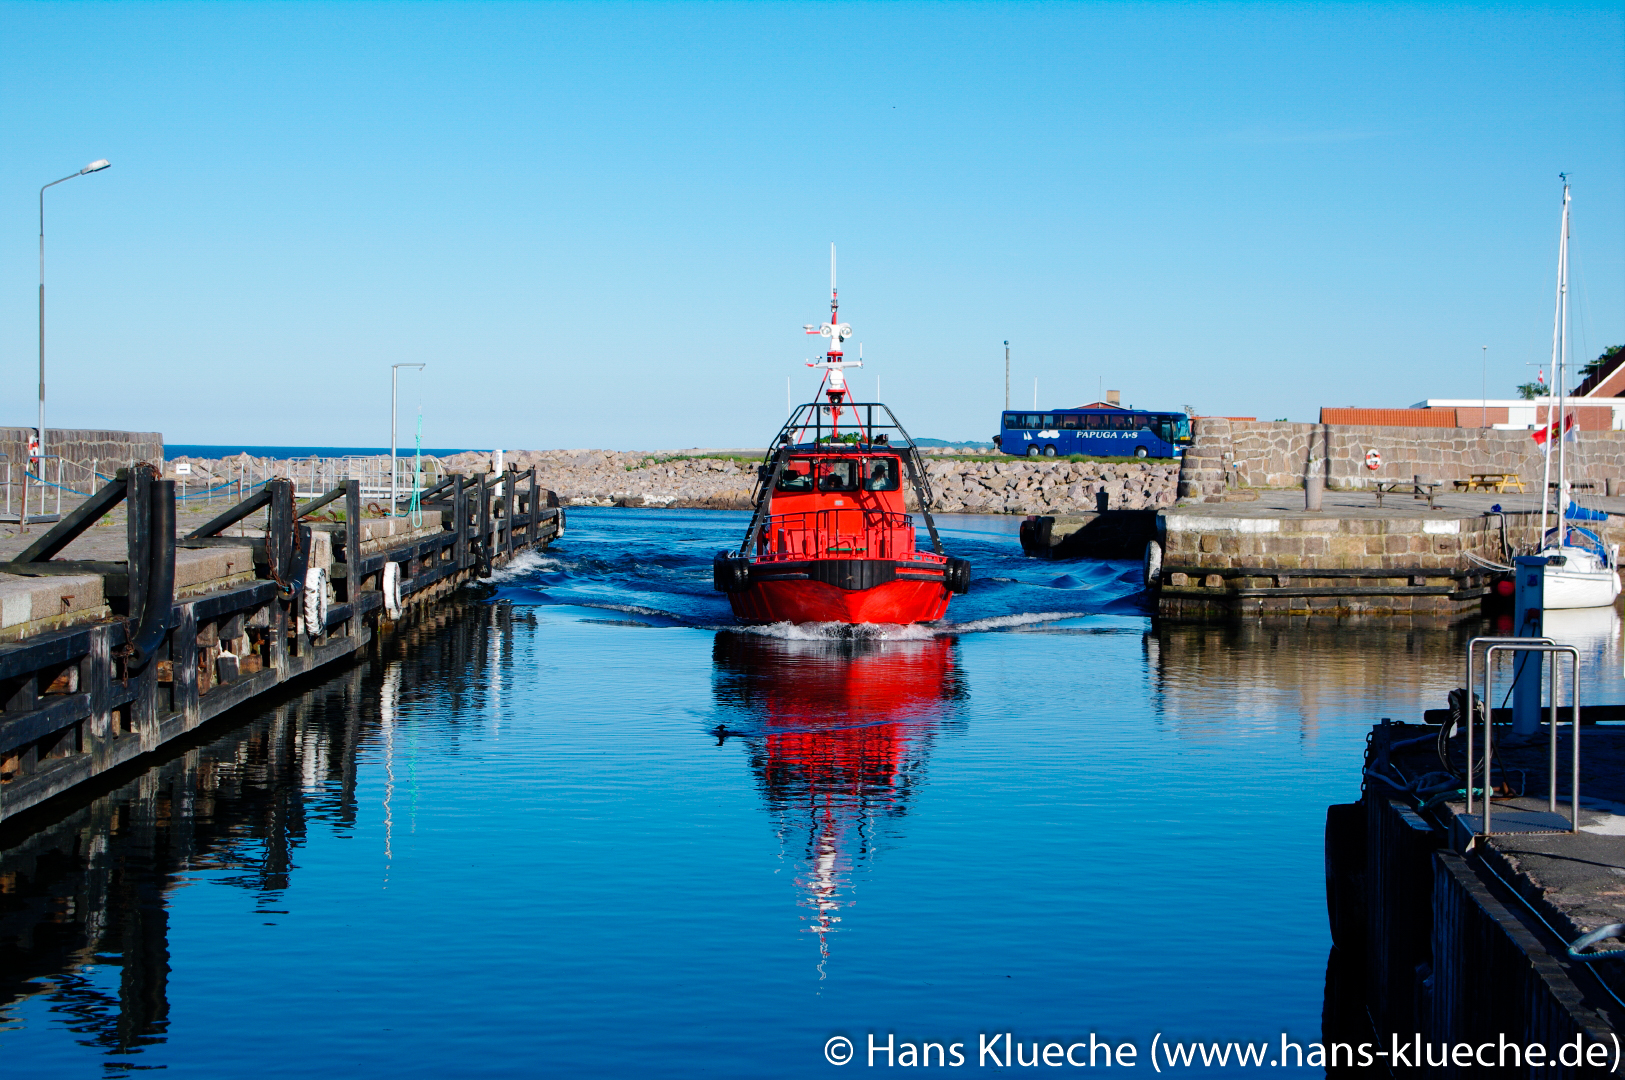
[
  {"xmin": 1327, "ymin": 710, "xmax": 1625, "ymax": 1072},
  {"xmin": 0, "ymin": 464, "xmax": 561, "ymax": 823}
]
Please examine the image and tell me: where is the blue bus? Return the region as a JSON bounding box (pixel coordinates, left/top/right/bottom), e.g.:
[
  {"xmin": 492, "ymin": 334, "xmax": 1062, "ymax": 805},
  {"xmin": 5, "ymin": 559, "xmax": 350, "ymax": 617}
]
[{"xmin": 994, "ymin": 408, "xmax": 1192, "ymax": 459}]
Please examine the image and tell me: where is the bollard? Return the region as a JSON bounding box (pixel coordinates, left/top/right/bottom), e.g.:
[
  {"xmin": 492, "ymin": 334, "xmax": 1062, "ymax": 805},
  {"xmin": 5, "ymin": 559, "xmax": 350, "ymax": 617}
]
[
  {"xmin": 1512, "ymin": 555, "xmax": 1548, "ymax": 739},
  {"xmin": 1305, "ymin": 468, "xmax": 1324, "ymax": 511}
]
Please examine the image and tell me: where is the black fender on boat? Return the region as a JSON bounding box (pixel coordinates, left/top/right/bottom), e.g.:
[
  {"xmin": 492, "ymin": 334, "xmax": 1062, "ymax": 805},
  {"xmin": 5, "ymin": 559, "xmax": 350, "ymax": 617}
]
[
  {"xmin": 944, "ymin": 557, "xmax": 971, "ymax": 595},
  {"xmin": 712, "ymin": 553, "xmax": 752, "ymax": 593}
]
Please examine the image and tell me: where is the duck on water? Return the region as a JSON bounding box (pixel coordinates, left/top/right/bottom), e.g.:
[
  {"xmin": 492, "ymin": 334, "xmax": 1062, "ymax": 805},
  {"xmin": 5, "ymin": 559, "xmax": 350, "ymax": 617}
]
[{"xmin": 712, "ymin": 247, "xmax": 971, "ymax": 625}]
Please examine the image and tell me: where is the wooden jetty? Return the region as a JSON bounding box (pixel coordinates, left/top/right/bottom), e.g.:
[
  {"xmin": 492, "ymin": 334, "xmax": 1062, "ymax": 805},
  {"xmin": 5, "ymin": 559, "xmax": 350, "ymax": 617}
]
[
  {"xmin": 1328, "ymin": 716, "xmax": 1625, "ymax": 1067},
  {"xmin": 0, "ymin": 463, "xmax": 562, "ymax": 823}
]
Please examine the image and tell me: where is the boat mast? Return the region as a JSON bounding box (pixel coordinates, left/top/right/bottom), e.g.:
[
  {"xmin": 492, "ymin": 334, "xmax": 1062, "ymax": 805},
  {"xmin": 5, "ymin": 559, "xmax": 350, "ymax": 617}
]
[
  {"xmin": 1556, "ymin": 181, "xmax": 1572, "ymax": 540},
  {"xmin": 1541, "ymin": 181, "xmax": 1568, "ymax": 542}
]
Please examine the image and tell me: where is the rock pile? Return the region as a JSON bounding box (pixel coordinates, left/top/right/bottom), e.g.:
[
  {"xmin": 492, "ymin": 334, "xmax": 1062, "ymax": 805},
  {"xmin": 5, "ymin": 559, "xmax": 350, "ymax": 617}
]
[{"xmin": 162, "ymin": 449, "xmax": 1179, "ymax": 516}]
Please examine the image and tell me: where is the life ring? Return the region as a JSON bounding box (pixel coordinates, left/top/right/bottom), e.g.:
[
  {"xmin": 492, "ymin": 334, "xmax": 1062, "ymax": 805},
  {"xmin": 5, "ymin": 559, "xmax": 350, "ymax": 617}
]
[
  {"xmin": 302, "ymin": 567, "xmax": 329, "ymax": 636},
  {"xmin": 382, "ymin": 560, "xmax": 404, "ymax": 619},
  {"xmin": 1365, "ymin": 449, "xmax": 1382, "ymax": 470}
]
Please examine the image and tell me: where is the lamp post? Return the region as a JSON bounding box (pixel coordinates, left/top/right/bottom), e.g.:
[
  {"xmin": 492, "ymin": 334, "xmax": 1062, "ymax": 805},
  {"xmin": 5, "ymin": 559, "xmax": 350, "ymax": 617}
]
[
  {"xmin": 38, "ymin": 159, "xmax": 111, "ymax": 466},
  {"xmin": 1004, "ymin": 341, "xmax": 1010, "ymax": 411},
  {"xmin": 391, "ymin": 364, "xmax": 426, "ymax": 515}
]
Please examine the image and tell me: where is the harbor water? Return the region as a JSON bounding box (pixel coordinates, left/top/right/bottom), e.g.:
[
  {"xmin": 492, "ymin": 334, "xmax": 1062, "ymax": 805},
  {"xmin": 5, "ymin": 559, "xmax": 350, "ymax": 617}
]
[{"xmin": 3, "ymin": 507, "xmax": 1623, "ymax": 1076}]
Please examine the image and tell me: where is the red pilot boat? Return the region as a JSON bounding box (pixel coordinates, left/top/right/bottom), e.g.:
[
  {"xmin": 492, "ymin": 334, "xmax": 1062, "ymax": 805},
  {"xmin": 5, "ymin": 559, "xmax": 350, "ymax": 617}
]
[{"xmin": 713, "ymin": 249, "xmax": 970, "ymax": 624}]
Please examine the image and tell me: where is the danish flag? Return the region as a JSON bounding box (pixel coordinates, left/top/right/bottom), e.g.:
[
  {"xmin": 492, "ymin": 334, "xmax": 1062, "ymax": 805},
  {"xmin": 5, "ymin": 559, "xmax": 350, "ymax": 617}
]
[{"xmin": 1532, "ymin": 412, "xmax": 1575, "ymax": 446}]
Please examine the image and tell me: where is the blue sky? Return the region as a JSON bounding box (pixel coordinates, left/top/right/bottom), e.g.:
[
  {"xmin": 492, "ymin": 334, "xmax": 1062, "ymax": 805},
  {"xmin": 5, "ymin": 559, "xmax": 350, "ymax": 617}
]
[{"xmin": 1, "ymin": 2, "xmax": 1621, "ymax": 450}]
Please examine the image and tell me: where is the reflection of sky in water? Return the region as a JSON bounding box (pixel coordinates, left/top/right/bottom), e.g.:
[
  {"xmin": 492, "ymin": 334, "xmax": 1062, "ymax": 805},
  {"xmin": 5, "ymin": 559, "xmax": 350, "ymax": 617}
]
[{"xmin": 4, "ymin": 506, "xmax": 1625, "ymax": 1077}]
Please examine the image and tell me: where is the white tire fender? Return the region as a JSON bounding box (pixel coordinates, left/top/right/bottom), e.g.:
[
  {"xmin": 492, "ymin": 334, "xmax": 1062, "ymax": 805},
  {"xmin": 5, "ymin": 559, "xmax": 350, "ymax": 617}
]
[
  {"xmin": 383, "ymin": 560, "xmax": 404, "ymax": 619},
  {"xmin": 303, "ymin": 567, "xmax": 329, "ymax": 636}
]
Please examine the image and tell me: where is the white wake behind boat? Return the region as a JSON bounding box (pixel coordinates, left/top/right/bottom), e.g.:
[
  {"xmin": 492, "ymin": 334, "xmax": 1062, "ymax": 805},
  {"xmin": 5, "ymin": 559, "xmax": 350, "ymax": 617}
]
[{"xmin": 1534, "ymin": 180, "xmax": 1621, "ymax": 610}]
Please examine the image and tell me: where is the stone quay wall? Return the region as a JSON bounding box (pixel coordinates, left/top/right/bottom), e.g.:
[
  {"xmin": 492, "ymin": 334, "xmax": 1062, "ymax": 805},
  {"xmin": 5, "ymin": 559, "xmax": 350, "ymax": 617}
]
[
  {"xmin": 0, "ymin": 428, "xmax": 163, "ymax": 481},
  {"xmin": 161, "ymin": 448, "xmax": 1181, "ymax": 516},
  {"xmin": 1177, "ymin": 417, "xmax": 1625, "ymax": 499}
]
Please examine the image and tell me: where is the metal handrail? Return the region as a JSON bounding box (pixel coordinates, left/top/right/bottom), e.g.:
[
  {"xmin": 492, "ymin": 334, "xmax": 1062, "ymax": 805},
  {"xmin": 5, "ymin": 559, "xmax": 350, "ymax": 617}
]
[
  {"xmin": 1464, "ymin": 635, "xmax": 1552, "ymax": 815},
  {"xmin": 1473, "ymin": 640, "xmax": 1581, "ymax": 834}
]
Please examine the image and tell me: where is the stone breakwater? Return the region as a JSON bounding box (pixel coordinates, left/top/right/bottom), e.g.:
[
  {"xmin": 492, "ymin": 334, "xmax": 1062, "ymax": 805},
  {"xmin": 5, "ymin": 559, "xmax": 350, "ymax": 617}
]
[{"xmin": 162, "ymin": 449, "xmax": 1180, "ymax": 516}]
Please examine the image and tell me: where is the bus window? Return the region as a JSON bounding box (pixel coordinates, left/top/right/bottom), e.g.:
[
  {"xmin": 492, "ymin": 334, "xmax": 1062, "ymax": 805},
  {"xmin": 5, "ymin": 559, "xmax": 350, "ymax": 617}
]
[
  {"xmin": 1084, "ymin": 414, "xmax": 1102, "ymax": 429},
  {"xmin": 819, "ymin": 460, "xmax": 859, "ymax": 492},
  {"xmin": 1059, "ymin": 415, "xmax": 1078, "ymax": 429},
  {"xmin": 1002, "ymin": 413, "xmax": 1020, "ymax": 430},
  {"xmin": 863, "ymin": 458, "xmax": 900, "ymax": 491},
  {"xmin": 777, "ymin": 460, "xmax": 815, "ymax": 492},
  {"xmin": 1157, "ymin": 421, "xmax": 1172, "ymax": 444},
  {"xmin": 1174, "ymin": 417, "xmax": 1192, "ymax": 442},
  {"xmin": 1041, "ymin": 415, "xmax": 1055, "ymax": 428},
  {"xmin": 1024, "ymin": 414, "xmax": 1042, "ymax": 429}
]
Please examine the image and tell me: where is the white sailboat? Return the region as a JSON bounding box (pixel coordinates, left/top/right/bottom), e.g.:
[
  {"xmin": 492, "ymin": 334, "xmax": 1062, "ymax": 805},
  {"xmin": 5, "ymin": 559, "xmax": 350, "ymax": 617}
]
[{"xmin": 1537, "ymin": 179, "xmax": 1621, "ymax": 610}]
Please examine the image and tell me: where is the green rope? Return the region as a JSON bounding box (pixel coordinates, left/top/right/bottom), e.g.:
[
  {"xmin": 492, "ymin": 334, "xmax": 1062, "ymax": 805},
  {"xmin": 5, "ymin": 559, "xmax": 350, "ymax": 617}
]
[{"xmin": 410, "ymin": 411, "xmax": 424, "ymax": 528}]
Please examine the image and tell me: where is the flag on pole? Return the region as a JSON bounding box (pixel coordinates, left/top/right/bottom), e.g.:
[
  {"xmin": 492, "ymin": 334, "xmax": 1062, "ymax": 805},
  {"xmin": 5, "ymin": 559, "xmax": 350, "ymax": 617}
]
[{"xmin": 1532, "ymin": 412, "xmax": 1575, "ymax": 446}]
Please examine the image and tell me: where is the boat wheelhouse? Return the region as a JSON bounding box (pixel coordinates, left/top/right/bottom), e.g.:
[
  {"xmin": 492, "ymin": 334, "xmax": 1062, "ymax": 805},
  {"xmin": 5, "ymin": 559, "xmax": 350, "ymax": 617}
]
[{"xmin": 712, "ymin": 248, "xmax": 969, "ymax": 624}]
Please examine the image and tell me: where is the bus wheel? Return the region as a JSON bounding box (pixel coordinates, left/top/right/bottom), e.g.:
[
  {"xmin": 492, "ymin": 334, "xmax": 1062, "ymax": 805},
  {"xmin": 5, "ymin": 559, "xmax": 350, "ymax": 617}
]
[
  {"xmin": 1042, "ymin": 446, "xmax": 1057, "ymax": 457},
  {"xmin": 1027, "ymin": 445, "xmax": 1040, "ymax": 458},
  {"xmin": 1134, "ymin": 446, "xmax": 1149, "ymax": 459}
]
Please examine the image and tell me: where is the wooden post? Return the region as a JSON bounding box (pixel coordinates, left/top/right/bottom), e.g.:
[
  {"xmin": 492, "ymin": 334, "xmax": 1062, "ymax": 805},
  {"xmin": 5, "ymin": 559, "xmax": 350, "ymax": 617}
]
[
  {"xmin": 477, "ymin": 475, "xmax": 491, "ymax": 576},
  {"xmin": 528, "ymin": 466, "xmax": 539, "ymax": 547},
  {"xmin": 126, "ymin": 465, "xmax": 152, "ymax": 621},
  {"xmin": 503, "ymin": 469, "xmax": 515, "ymax": 558},
  {"xmin": 345, "ymin": 477, "xmax": 363, "ymax": 600},
  {"xmin": 266, "ymin": 478, "xmax": 295, "ymax": 585},
  {"xmin": 174, "ymin": 602, "xmax": 200, "ymax": 730},
  {"xmin": 452, "ymin": 474, "xmax": 468, "ymax": 570},
  {"xmin": 87, "ymin": 624, "xmax": 112, "ymax": 769},
  {"xmin": 132, "ymin": 637, "xmax": 160, "ymax": 752},
  {"xmin": 268, "ymin": 601, "xmax": 289, "ymax": 678}
]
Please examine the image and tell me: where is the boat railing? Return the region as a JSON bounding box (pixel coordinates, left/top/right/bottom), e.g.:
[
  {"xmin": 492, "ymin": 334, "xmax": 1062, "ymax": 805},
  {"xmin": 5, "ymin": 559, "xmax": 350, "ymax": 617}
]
[{"xmin": 755, "ymin": 509, "xmax": 925, "ymax": 562}]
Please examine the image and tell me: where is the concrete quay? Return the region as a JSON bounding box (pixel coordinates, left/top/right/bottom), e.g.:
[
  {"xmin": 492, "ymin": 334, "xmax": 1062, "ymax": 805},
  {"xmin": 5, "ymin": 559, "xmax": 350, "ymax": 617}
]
[{"xmin": 1149, "ymin": 489, "xmax": 1625, "ymax": 623}]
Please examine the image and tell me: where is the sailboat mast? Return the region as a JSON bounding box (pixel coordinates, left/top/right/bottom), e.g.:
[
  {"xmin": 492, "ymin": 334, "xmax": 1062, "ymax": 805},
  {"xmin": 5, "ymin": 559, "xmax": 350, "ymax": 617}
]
[
  {"xmin": 1540, "ymin": 183, "xmax": 1567, "ymax": 541},
  {"xmin": 1557, "ymin": 183, "xmax": 1571, "ymax": 535}
]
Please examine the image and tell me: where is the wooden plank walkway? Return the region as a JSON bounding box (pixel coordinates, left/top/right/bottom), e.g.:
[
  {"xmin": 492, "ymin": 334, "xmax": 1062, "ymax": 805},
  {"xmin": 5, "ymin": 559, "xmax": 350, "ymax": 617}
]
[{"xmin": 0, "ymin": 464, "xmax": 562, "ymax": 823}]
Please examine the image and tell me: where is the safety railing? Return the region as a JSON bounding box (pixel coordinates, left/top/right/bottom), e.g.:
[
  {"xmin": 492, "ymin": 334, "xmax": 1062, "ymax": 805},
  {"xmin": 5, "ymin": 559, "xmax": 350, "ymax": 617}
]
[
  {"xmin": 1466, "ymin": 635, "xmax": 1581, "ymax": 834},
  {"xmin": 755, "ymin": 509, "xmax": 924, "ymax": 562}
]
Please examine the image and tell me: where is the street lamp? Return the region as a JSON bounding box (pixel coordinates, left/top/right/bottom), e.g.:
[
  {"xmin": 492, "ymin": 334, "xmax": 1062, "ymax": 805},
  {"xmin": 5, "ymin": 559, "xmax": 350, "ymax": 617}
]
[
  {"xmin": 391, "ymin": 363, "xmax": 426, "ymax": 515},
  {"xmin": 38, "ymin": 159, "xmax": 111, "ymax": 465}
]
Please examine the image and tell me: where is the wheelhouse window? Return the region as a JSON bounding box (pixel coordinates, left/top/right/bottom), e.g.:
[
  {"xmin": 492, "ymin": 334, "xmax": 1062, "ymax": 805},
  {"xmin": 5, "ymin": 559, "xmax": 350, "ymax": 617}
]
[
  {"xmin": 818, "ymin": 460, "xmax": 860, "ymax": 492},
  {"xmin": 864, "ymin": 457, "xmax": 900, "ymax": 491},
  {"xmin": 776, "ymin": 460, "xmax": 815, "ymax": 493}
]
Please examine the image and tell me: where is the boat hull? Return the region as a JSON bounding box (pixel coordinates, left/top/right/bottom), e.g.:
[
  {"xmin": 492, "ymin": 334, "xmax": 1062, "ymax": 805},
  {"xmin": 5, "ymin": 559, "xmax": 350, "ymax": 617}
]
[
  {"xmin": 1541, "ymin": 566, "xmax": 1621, "ymax": 610},
  {"xmin": 727, "ymin": 575, "xmax": 952, "ymax": 625}
]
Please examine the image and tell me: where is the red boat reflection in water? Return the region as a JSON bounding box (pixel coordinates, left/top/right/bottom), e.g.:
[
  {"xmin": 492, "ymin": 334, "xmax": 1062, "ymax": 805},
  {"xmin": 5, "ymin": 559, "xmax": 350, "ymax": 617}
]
[{"xmin": 711, "ymin": 631, "xmax": 964, "ymax": 974}]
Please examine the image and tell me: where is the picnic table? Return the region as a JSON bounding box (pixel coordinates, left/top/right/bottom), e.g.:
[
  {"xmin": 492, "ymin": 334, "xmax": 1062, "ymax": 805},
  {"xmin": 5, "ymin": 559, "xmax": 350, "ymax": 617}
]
[
  {"xmin": 1453, "ymin": 472, "xmax": 1527, "ymax": 494},
  {"xmin": 1375, "ymin": 479, "xmax": 1440, "ymax": 509}
]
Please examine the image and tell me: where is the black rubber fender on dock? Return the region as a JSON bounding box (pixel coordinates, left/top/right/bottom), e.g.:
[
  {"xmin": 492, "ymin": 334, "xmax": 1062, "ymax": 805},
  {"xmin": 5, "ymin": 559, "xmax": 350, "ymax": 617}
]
[{"xmin": 1324, "ymin": 802, "xmax": 1367, "ymax": 954}]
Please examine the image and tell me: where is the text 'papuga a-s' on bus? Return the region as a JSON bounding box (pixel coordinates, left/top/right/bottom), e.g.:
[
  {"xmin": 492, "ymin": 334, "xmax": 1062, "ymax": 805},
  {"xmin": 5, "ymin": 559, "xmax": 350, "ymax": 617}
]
[{"xmin": 993, "ymin": 408, "xmax": 1192, "ymax": 459}]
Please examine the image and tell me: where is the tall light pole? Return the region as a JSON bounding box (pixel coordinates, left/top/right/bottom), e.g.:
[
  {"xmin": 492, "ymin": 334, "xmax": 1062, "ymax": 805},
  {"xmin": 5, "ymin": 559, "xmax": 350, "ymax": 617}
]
[
  {"xmin": 1004, "ymin": 341, "xmax": 1010, "ymax": 411},
  {"xmin": 38, "ymin": 159, "xmax": 111, "ymax": 465},
  {"xmin": 391, "ymin": 363, "xmax": 426, "ymax": 515},
  {"xmin": 1481, "ymin": 345, "xmax": 1488, "ymax": 429}
]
